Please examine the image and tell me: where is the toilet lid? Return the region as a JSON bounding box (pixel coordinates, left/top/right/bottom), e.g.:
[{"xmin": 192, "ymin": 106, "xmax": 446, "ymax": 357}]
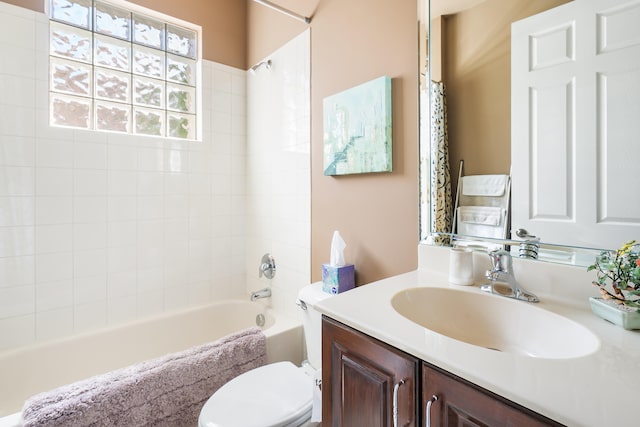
[{"xmin": 199, "ymin": 361, "xmax": 313, "ymax": 427}]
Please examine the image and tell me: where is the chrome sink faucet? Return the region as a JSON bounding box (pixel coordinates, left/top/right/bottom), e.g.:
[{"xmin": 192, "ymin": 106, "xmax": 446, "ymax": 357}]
[
  {"xmin": 480, "ymin": 249, "xmax": 539, "ymax": 303},
  {"xmin": 250, "ymin": 287, "xmax": 272, "ymax": 301}
]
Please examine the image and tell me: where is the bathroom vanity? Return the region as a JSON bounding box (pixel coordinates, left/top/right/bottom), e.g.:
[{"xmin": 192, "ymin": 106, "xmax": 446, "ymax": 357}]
[
  {"xmin": 317, "ymin": 245, "xmax": 640, "ymax": 427},
  {"xmin": 322, "ymin": 316, "xmax": 560, "ymax": 426}
]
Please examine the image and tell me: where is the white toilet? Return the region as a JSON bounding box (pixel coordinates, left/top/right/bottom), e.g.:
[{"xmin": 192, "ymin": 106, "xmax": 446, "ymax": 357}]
[{"xmin": 198, "ymin": 282, "xmax": 331, "ymax": 427}]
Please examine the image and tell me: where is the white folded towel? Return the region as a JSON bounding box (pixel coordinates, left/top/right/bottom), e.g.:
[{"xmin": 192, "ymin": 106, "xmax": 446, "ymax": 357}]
[
  {"xmin": 462, "ymin": 175, "xmax": 508, "ymax": 197},
  {"xmin": 458, "ymin": 206, "xmax": 503, "ymax": 226},
  {"xmin": 457, "ymin": 206, "xmax": 505, "ymax": 239}
]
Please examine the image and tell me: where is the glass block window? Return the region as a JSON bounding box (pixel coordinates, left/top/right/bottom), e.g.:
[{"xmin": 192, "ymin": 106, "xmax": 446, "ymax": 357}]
[{"xmin": 48, "ymin": 0, "xmax": 200, "ymax": 140}]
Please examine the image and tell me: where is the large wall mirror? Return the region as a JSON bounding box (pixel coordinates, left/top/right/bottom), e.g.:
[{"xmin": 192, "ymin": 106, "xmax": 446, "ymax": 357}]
[{"xmin": 419, "ymin": 0, "xmax": 640, "ymax": 266}]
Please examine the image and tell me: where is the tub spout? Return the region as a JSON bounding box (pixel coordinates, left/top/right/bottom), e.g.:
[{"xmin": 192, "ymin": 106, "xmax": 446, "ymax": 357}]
[{"xmin": 250, "ymin": 287, "xmax": 272, "ymax": 301}]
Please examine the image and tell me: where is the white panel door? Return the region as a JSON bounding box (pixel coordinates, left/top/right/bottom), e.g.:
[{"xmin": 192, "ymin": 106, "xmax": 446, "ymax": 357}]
[{"xmin": 511, "ymin": 0, "xmax": 640, "ymax": 250}]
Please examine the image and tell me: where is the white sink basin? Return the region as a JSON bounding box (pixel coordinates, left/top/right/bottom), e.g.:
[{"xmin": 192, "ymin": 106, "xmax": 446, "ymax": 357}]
[{"xmin": 391, "ymin": 287, "xmax": 599, "ymax": 359}]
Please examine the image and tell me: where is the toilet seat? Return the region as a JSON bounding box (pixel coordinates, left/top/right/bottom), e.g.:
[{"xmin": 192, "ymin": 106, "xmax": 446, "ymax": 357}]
[{"xmin": 198, "ymin": 361, "xmax": 313, "ymax": 427}]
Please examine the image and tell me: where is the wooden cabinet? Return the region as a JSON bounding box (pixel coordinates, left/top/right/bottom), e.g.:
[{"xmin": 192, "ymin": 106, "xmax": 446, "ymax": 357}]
[
  {"xmin": 422, "ymin": 363, "xmax": 563, "ymax": 427},
  {"xmin": 322, "ymin": 315, "xmax": 564, "ymax": 427},
  {"xmin": 322, "ymin": 316, "xmax": 419, "ymax": 427}
]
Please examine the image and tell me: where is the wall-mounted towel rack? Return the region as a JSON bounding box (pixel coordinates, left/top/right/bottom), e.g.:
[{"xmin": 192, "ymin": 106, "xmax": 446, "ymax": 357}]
[{"xmin": 452, "ymin": 160, "xmax": 511, "ymax": 244}]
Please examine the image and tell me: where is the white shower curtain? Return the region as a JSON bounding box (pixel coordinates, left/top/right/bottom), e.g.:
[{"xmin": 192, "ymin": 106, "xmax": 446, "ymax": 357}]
[{"xmin": 430, "ymin": 81, "xmax": 452, "ymax": 241}]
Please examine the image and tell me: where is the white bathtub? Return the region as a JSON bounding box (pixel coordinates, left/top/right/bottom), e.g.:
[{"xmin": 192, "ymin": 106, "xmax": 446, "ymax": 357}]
[{"xmin": 0, "ymin": 300, "xmax": 304, "ymax": 424}]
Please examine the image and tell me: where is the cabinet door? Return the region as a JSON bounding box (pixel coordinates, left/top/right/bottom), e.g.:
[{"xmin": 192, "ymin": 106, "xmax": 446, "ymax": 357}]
[
  {"xmin": 422, "ymin": 363, "xmax": 563, "ymax": 427},
  {"xmin": 322, "ymin": 316, "xmax": 419, "ymax": 427}
]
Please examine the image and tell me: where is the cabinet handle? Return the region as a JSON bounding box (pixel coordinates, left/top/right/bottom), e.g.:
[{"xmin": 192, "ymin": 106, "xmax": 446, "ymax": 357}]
[
  {"xmin": 393, "ymin": 378, "xmax": 406, "ymax": 427},
  {"xmin": 425, "ymin": 395, "xmax": 438, "ymax": 427}
]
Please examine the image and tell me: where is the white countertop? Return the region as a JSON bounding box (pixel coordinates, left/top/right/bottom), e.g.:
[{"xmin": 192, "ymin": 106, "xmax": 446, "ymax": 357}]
[{"xmin": 315, "ymin": 245, "xmax": 640, "ymax": 427}]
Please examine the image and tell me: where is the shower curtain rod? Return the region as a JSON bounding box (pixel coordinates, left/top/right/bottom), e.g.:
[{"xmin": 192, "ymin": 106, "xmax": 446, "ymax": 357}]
[{"xmin": 253, "ymin": 0, "xmax": 311, "ymax": 24}]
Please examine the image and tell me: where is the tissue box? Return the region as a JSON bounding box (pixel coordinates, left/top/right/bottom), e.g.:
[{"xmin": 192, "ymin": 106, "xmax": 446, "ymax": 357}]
[{"xmin": 322, "ymin": 264, "xmax": 355, "ymax": 294}]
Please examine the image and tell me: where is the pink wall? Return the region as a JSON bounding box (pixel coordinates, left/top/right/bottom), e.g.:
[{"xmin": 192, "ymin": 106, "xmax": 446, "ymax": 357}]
[
  {"xmin": 248, "ymin": 0, "xmax": 419, "ymax": 285},
  {"xmin": 5, "ymin": 0, "xmax": 246, "ymax": 66}
]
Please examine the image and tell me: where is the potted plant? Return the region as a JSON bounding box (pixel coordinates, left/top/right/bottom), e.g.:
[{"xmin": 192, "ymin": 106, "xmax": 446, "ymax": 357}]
[{"xmin": 587, "ymin": 240, "xmax": 640, "ymax": 329}]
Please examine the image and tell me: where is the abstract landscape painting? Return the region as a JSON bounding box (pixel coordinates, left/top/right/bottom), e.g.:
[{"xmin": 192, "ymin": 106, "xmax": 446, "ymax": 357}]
[{"xmin": 323, "ymin": 76, "xmax": 392, "ymax": 175}]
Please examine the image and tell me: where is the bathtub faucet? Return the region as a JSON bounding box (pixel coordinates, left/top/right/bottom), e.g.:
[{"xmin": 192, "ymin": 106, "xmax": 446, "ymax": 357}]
[{"xmin": 250, "ymin": 287, "xmax": 272, "ymax": 301}]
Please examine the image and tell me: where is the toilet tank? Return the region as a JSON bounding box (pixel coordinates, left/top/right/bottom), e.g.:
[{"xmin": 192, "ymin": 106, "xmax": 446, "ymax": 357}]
[{"xmin": 297, "ymin": 282, "xmax": 333, "ymax": 370}]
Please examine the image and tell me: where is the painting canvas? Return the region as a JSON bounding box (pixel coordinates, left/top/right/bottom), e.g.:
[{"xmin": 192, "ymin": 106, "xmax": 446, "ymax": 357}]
[{"xmin": 323, "ymin": 76, "xmax": 392, "ymax": 175}]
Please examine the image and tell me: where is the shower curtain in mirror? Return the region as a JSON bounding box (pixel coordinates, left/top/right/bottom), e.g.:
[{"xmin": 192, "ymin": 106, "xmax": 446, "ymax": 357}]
[{"xmin": 430, "ymin": 81, "xmax": 452, "ymax": 241}]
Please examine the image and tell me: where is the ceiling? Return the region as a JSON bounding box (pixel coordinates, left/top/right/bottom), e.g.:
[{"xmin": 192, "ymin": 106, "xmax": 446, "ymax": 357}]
[{"xmin": 431, "ymin": 0, "xmax": 488, "ymax": 17}]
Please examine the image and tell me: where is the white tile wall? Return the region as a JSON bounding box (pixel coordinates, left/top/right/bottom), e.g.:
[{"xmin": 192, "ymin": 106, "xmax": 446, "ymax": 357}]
[
  {"xmin": 246, "ymin": 30, "xmax": 311, "ymax": 319},
  {"xmin": 0, "ymin": 2, "xmax": 310, "ymax": 351},
  {"xmin": 0, "ymin": 2, "xmax": 252, "ymax": 350}
]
